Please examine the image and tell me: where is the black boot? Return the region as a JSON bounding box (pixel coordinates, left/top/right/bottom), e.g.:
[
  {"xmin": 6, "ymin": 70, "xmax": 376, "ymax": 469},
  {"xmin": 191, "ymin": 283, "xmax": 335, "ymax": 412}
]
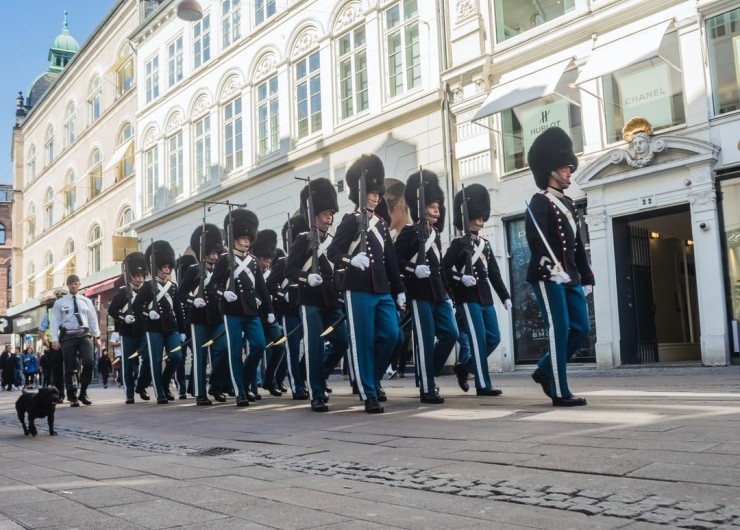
[{"xmin": 78, "ymin": 385, "xmax": 92, "ymax": 406}]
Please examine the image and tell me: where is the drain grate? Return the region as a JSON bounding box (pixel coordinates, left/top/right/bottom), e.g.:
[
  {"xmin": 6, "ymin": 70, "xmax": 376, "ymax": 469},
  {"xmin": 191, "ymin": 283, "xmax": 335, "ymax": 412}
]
[{"xmin": 191, "ymin": 447, "xmax": 239, "ymax": 457}]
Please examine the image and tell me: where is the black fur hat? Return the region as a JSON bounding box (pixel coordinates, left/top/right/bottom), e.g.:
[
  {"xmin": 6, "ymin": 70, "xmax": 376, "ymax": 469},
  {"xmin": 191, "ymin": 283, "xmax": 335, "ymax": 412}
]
[
  {"xmin": 124, "ymin": 252, "xmax": 148, "ymax": 277},
  {"xmin": 374, "ymin": 197, "xmax": 391, "ymax": 224},
  {"xmin": 252, "ymin": 229, "xmax": 278, "ymax": 260},
  {"xmin": 527, "ymin": 127, "xmax": 579, "ymax": 190},
  {"xmin": 346, "ymin": 154, "xmax": 385, "ymax": 205},
  {"xmin": 282, "ymin": 214, "xmax": 309, "ymax": 251},
  {"xmin": 145, "ymin": 240, "xmax": 177, "ymax": 272},
  {"xmin": 301, "ymin": 178, "xmax": 338, "ymax": 220},
  {"xmin": 404, "ymin": 169, "xmax": 445, "ymax": 223},
  {"xmin": 176, "ymin": 254, "xmax": 197, "ymax": 282},
  {"xmin": 190, "ymin": 223, "xmax": 224, "ymax": 259},
  {"xmin": 224, "ymin": 209, "xmax": 259, "ymax": 242},
  {"xmin": 453, "ymin": 184, "xmax": 490, "ymax": 231}
]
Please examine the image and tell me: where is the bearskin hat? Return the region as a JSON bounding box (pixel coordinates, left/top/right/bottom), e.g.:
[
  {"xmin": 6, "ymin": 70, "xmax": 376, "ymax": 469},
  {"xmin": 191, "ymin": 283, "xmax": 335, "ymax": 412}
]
[
  {"xmin": 224, "ymin": 208, "xmax": 259, "ymax": 242},
  {"xmin": 282, "ymin": 213, "xmax": 309, "ymax": 251},
  {"xmin": 175, "ymin": 254, "xmax": 197, "ymax": 282},
  {"xmin": 346, "ymin": 153, "xmax": 385, "ymax": 205},
  {"xmin": 190, "ymin": 223, "xmax": 224, "ymax": 259},
  {"xmin": 124, "ymin": 252, "xmax": 148, "ymax": 277},
  {"xmin": 453, "ymin": 184, "xmax": 490, "ymax": 231},
  {"xmin": 404, "ymin": 169, "xmax": 445, "ymax": 224},
  {"xmin": 145, "ymin": 240, "xmax": 177, "ymax": 272},
  {"xmin": 301, "ymin": 178, "xmax": 338, "ymax": 220},
  {"xmin": 527, "ymin": 127, "xmax": 579, "ymax": 190},
  {"xmin": 252, "ymin": 229, "xmax": 278, "ymax": 260}
]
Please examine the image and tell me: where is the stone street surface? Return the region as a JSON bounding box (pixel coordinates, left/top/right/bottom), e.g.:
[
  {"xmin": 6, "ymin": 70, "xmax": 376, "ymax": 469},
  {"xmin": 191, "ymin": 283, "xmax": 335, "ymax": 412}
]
[{"xmin": 1, "ymin": 365, "xmax": 740, "ymax": 529}]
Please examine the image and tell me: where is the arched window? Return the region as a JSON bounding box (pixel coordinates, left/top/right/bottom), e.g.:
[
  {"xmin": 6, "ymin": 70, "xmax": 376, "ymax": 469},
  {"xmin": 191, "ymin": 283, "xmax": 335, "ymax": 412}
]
[
  {"xmin": 43, "ymin": 187, "xmax": 54, "ymax": 230},
  {"xmin": 25, "ymin": 203, "xmax": 36, "ymax": 243},
  {"xmin": 336, "ymin": 12, "xmax": 368, "ymax": 121},
  {"xmin": 44, "ymin": 251, "xmax": 54, "ymax": 291},
  {"xmin": 88, "ymin": 76, "xmax": 102, "ymax": 123},
  {"xmin": 64, "ymin": 170, "xmax": 76, "ymax": 216},
  {"xmin": 26, "ymin": 144, "xmax": 37, "ymax": 184},
  {"xmin": 166, "ymin": 114, "xmax": 184, "ymax": 199},
  {"xmin": 117, "ymin": 206, "xmax": 136, "ymax": 237},
  {"xmin": 88, "ymin": 148, "xmax": 103, "ymax": 200},
  {"xmin": 63, "ymin": 239, "xmax": 76, "ymax": 278},
  {"xmin": 27, "ymin": 262, "xmax": 36, "ymax": 299},
  {"xmin": 116, "ymin": 43, "xmax": 134, "ymax": 97},
  {"xmin": 0, "ymin": 224, "xmax": 6, "ymax": 245},
  {"xmin": 45, "ymin": 125, "xmax": 55, "ymax": 166},
  {"xmin": 64, "ymin": 101, "xmax": 76, "ymax": 147},
  {"xmin": 88, "ymin": 224, "xmax": 102, "ymax": 274},
  {"xmin": 115, "ymin": 123, "xmax": 135, "ymax": 182},
  {"xmin": 292, "ymin": 30, "xmax": 322, "ymax": 139}
]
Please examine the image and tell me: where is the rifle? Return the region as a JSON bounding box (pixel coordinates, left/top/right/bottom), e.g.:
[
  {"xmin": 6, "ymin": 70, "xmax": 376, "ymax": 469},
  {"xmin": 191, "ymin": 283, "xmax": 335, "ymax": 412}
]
[
  {"xmin": 460, "ymin": 184, "xmax": 474, "ymax": 276},
  {"xmin": 358, "ymin": 169, "xmax": 368, "ymax": 254},
  {"xmin": 121, "ymin": 249, "xmax": 134, "ymax": 316},
  {"xmin": 305, "ymin": 178, "xmax": 320, "ymax": 276},
  {"xmin": 225, "ymin": 201, "xmax": 249, "ymax": 314},
  {"xmin": 286, "ymin": 212, "xmax": 294, "ymax": 250},
  {"xmin": 196, "ymin": 204, "xmax": 207, "ymax": 298},
  {"xmin": 149, "ymin": 238, "xmax": 158, "ymax": 306},
  {"xmin": 416, "ymin": 167, "xmax": 428, "ymax": 267}
]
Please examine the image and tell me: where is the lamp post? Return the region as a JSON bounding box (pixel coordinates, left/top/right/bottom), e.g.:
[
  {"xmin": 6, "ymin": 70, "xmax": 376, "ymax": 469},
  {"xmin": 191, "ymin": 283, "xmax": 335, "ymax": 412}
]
[{"xmin": 176, "ymin": 0, "xmax": 203, "ymax": 21}]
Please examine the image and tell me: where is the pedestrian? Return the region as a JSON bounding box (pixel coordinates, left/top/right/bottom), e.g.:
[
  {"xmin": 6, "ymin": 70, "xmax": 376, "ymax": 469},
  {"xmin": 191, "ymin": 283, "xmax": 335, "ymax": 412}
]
[
  {"xmin": 50, "ymin": 274, "xmax": 102, "ymax": 406},
  {"xmin": 442, "ymin": 183, "xmax": 512, "ymax": 396},
  {"xmin": 525, "ymin": 126, "xmax": 594, "ymax": 407},
  {"xmin": 98, "ymin": 349, "xmax": 112, "ymax": 388},
  {"xmin": 39, "ymin": 290, "xmax": 66, "ymax": 402},
  {"xmin": 1, "ymin": 344, "xmax": 15, "ymax": 390},
  {"xmin": 22, "ymin": 346, "xmax": 39, "ymax": 388},
  {"xmin": 109, "ymin": 329, "xmax": 123, "ymax": 387}
]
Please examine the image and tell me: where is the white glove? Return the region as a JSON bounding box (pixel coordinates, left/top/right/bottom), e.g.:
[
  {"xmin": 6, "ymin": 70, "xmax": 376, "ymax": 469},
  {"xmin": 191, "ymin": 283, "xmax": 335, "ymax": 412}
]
[
  {"xmin": 267, "ymin": 313, "xmax": 276, "ymax": 324},
  {"xmin": 503, "ymin": 299, "xmax": 513, "ymax": 311},
  {"xmin": 414, "ymin": 265, "xmax": 431, "ymax": 279},
  {"xmin": 193, "ymin": 297, "xmax": 206, "ymax": 308},
  {"xmin": 307, "ymin": 273, "xmax": 323, "ymax": 287},
  {"xmin": 396, "ymin": 292, "xmax": 406, "ymax": 309},
  {"xmin": 550, "ymin": 270, "xmax": 572, "ymax": 285},
  {"xmin": 223, "ymin": 290, "xmax": 238, "ymax": 303},
  {"xmin": 180, "ymin": 333, "xmax": 187, "ymax": 342},
  {"xmin": 124, "ymin": 315, "xmax": 136, "ymax": 324},
  {"xmin": 582, "ymin": 285, "xmax": 593, "ymax": 296},
  {"xmin": 281, "ymin": 291, "xmax": 290, "ymax": 302},
  {"xmin": 461, "ymin": 275, "xmax": 477, "ymax": 287},
  {"xmin": 148, "ymin": 310, "xmax": 160, "ymax": 320},
  {"xmin": 350, "ymin": 252, "xmax": 370, "ymax": 271}
]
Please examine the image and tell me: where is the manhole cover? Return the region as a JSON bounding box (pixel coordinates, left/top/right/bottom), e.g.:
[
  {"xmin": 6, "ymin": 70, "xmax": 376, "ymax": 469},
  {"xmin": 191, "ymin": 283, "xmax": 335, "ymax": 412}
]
[{"xmin": 191, "ymin": 447, "xmax": 239, "ymax": 457}]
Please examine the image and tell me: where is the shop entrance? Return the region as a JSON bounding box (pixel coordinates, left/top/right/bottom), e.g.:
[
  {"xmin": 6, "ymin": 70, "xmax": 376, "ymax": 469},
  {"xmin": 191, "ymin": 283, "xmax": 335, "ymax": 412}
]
[{"xmin": 613, "ymin": 205, "xmax": 701, "ymax": 364}]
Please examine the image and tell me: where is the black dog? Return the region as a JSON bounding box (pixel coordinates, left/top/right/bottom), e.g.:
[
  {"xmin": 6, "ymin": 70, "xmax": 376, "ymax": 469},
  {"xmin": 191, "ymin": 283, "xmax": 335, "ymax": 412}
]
[{"xmin": 16, "ymin": 387, "xmax": 59, "ymax": 437}]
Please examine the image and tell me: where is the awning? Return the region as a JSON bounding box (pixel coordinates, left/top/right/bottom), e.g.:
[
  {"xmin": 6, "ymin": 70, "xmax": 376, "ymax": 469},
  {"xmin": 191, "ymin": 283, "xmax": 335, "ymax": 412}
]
[
  {"xmin": 30, "ymin": 264, "xmax": 53, "ymax": 282},
  {"xmin": 52, "ymin": 254, "xmax": 75, "ymax": 274},
  {"xmin": 83, "ymin": 277, "xmax": 119, "ymax": 297},
  {"xmin": 472, "ymin": 59, "xmax": 573, "ymax": 122},
  {"xmin": 104, "ymin": 139, "xmax": 134, "ymax": 172},
  {"xmin": 575, "ymin": 20, "xmax": 674, "ymax": 85},
  {"xmin": 108, "ymin": 53, "xmax": 133, "ymax": 74}
]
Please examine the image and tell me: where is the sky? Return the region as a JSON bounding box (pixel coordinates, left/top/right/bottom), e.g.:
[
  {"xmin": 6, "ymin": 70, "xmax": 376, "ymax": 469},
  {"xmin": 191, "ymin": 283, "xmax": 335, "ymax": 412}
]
[{"xmin": 0, "ymin": 1, "xmax": 118, "ymax": 185}]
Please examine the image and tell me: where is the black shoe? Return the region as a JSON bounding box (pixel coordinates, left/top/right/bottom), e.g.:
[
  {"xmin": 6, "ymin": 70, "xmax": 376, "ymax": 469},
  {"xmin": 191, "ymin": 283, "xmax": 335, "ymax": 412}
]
[
  {"xmin": 104, "ymin": 384, "xmax": 108, "ymax": 389},
  {"xmin": 364, "ymin": 398, "xmax": 384, "ymax": 414},
  {"xmin": 263, "ymin": 384, "xmax": 282, "ymax": 397},
  {"xmin": 78, "ymin": 394, "xmax": 92, "ymax": 406},
  {"xmin": 377, "ymin": 387, "xmax": 387, "ymax": 402},
  {"xmin": 157, "ymin": 397, "xmax": 169, "ymax": 404},
  {"xmin": 196, "ymin": 396, "xmax": 213, "ymax": 406},
  {"xmin": 179, "ymin": 394, "xmax": 188, "ymax": 400},
  {"xmin": 125, "ymin": 399, "xmax": 135, "ymax": 404},
  {"xmin": 311, "ymin": 398, "xmax": 329, "ymax": 412},
  {"xmin": 454, "ymin": 364, "xmax": 469, "ymax": 392},
  {"xmin": 253, "ymin": 392, "xmax": 262, "ymax": 401},
  {"xmin": 532, "ymin": 369, "xmax": 551, "ymax": 398},
  {"xmin": 236, "ymin": 395, "xmax": 250, "ymax": 407},
  {"xmin": 278, "ymin": 382, "xmax": 288, "ymax": 393},
  {"xmin": 351, "ymin": 383, "xmax": 359, "ymax": 395},
  {"xmin": 476, "ymin": 387, "xmax": 503, "ymax": 396},
  {"xmin": 325, "ymin": 385, "xmax": 333, "ymax": 393},
  {"xmin": 552, "ymin": 396, "xmax": 587, "ymax": 407},
  {"xmin": 246, "ymin": 391, "xmax": 256, "ymax": 403},
  {"xmin": 57, "ymin": 397, "xmax": 65, "ymax": 404},
  {"xmin": 420, "ymin": 392, "xmax": 445, "ymax": 404},
  {"xmin": 225, "ymin": 388, "xmax": 236, "ymax": 397},
  {"xmin": 208, "ymin": 387, "xmax": 226, "ymax": 402},
  {"xmin": 293, "ymin": 392, "xmax": 309, "ymax": 400},
  {"xmin": 165, "ymin": 391, "xmax": 175, "ymax": 401},
  {"xmin": 137, "ymin": 389, "xmax": 151, "ymax": 401},
  {"xmin": 69, "ymin": 399, "xmax": 80, "ymax": 407}
]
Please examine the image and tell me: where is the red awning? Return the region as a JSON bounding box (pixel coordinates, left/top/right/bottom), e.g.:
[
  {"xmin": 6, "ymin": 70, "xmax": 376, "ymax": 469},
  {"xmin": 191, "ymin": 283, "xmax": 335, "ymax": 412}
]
[{"xmin": 83, "ymin": 277, "xmax": 120, "ymax": 297}]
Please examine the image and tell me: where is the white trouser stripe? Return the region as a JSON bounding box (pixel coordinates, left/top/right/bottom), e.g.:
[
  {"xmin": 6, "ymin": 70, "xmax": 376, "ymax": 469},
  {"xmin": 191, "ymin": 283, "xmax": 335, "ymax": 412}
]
[
  {"xmin": 283, "ymin": 316, "xmax": 296, "ymax": 392},
  {"xmin": 412, "ymin": 300, "xmax": 429, "ymax": 394},
  {"xmin": 300, "ymin": 306, "xmax": 313, "ymax": 400},
  {"xmin": 191, "ymin": 324, "xmax": 199, "ymax": 397},
  {"xmin": 145, "ymin": 333, "xmax": 157, "ymax": 396},
  {"xmin": 345, "ymin": 291, "xmax": 366, "ymax": 401},
  {"xmin": 539, "ymin": 281, "xmax": 562, "ymax": 398},
  {"xmin": 224, "ymin": 316, "xmax": 239, "ymax": 394},
  {"xmin": 462, "ymin": 303, "xmax": 486, "ymax": 384}
]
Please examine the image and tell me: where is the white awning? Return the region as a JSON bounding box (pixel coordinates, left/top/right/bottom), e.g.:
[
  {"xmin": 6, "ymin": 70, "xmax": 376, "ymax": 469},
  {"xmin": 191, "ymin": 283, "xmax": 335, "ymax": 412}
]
[
  {"xmin": 30, "ymin": 264, "xmax": 53, "ymax": 282},
  {"xmin": 108, "ymin": 53, "xmax": 133, "ymax": 74},
  {"xmin": 575, "ymin": 20, "xmax": 674, "ymax": 85},
  {"xmin": 104, "ymin": 139, "xmax": 134, "ymax": 172},
  {"xmin": 472, "ymin": 59, "xmax": 573, "ymax": 122},
  {"xmin": 52, "ymin": 254, "xmax": 75, "ymax": 274}
]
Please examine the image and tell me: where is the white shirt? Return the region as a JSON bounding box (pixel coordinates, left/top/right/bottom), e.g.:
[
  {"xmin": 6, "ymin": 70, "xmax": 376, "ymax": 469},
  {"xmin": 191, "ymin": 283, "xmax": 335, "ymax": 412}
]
[
  {"xmin": 50, "ymin": 293, "xmax": 101, "ymax": 342},
  {"xmin": 109, "ymin": 331, "xmax": 122, "ymax": 357}
]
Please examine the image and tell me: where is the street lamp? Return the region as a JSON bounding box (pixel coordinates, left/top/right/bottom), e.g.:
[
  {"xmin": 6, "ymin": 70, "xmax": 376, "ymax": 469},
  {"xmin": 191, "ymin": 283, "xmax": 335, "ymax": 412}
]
[{"xmin": 177, "ymin": 0, "xmax": 203, "ymax": 21}]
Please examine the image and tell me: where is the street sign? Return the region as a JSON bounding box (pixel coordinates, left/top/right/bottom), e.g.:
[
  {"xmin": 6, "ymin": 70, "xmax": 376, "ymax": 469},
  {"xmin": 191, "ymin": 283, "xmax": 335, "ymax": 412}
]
[{"xmin": 0, "ymin": 317, "xmax": 13, "ymax": 334}]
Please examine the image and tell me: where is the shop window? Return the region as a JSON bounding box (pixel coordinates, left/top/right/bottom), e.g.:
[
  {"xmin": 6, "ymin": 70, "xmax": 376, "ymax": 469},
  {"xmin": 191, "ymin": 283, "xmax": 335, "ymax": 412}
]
[
  {"xmin": 494, "ymin": 0, "xmax": 583, "ymax": 43},
  {"xmin": 706, "ymin": 7, "xmax": 740, "ymax": 115}
]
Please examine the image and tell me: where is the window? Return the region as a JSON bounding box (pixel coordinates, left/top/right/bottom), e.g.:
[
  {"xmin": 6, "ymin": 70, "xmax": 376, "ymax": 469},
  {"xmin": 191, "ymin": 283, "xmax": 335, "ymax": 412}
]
[
  {"xmin": 494, "ymin": 0, "xmax": 582, "ymax": 43},
  {"xmin": 167, "ymin": 35, "xmax": 184, "ymax": 88},
  {"xmin": 116, "ymin": 43, "xmax": 134, "ymax": 96},
  {"xmin": 25, "ymin": 203, "xmax": 36, "ymax": 242},
  {"xmin": 222, "ymin": 0, "xmax": 241, "ymax": 49},
  {"xmin": 26, "ymin": 145, "xmax": 36, "ymax": 184},
  {"xmin": 193, "ymin": 13, "xmax": 211, "ymax": 69},
  {"xmin": 145, "ymin": 55, "xmax": 160, "ymax": 103},
  {"xmin": 338, "ymin": 25, "xmax": 369, "ymax": 120},
  {"xmin": 43, "ymin": 187, "xmax": 54, "ymax": 231},
  {"xmin": 384, "ymin": 0, "xmax": 420, "ymax": 98},
  {"xmin": 45, "ymin": 125, "xmax": 55, "ymax": 166},
  {"xmin": 117, "ymin": 207, "xmax": 136, "ymax": 237},
  {"xmin": 707, "ymin": 7, "xmax": 740, "ymax": 115},
  {"xmin": 255, "ymin": 0, "xmax": 275, "ymax": 26},
  {"xmin": 115, "ymin": 123, "xmax": 135, "ymax": 182},
  {"xmin": 167, "ymin": 131, "xmax": 184, "ymax": 199},
  {"xmin": 88, "ymin": 75, "xmax": 102, "ymax": 123},
  {"xmin": 193, "ymin": 114, "xmax": 212, "ymax": 186},
  {"xmin": 295, "ymin": 51, "xmax": 321, "ymax": 139},
  {"xmin": 63, "ymin": 170, "xmax": 76, "ymax": 216},
  {"xmin": 144, "ymin": 146, "xmax": 159, "ymax": 210},
  {"xmin": 223, "ymin": 97, "xmax": 243, "ymax": 172},
  {"xmin": 257, "ymin": 75, "xmax": 279, "ymax": 156},
  {"xmin": 88, "ymin": 224, "xmax": 102, "ymax": 274},
  {"xmin": 602, "ymin": 31, "xmax": 685, "ymax": 143},
  {"xmin": 63, "ymin": 239, "xmax": 76, "ymax": 278},
  {"xmin": 88, "ymin": 149, "xmax": 103, "ymax": 200},
  {"xmin": 44, "ymin": 252, "xmax": 54, "ymax": 291},
  {"xmin": 27, "ymin": 263, "xmax": 35, "ymax": 300},
  {"xmin": 64, "ymin": 102, "xmax": 76, "ymax": 147},
  {"xmin": 0, "ymin": 224, "xmax": 5, "ymax": 245}
]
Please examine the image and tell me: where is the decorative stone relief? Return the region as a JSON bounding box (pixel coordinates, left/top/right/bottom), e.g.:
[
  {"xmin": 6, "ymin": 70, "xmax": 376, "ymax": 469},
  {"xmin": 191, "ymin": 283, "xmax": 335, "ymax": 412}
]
[
  {"xmin": 451, "ymin": 86, "xmax": 464, "ymax": 104},
  {"xmin": 584, "ymin": 212, "xmax": 607, "ymax": 230},
  {"xmin": 292, "ymin": 30, "xmax": 319, "ymax": 60},
  {"xmin": 166, "ymin": 113, "xmax": 183, "ymax": 135},
  {"xmin": 456, "ymin": 0, "xmax": 476, "ymax": 21},
  {"xmin": 335, "ymin": 3, "xmax": 362, "ymax": 33},
  {"xmin": 473, "ymin": 77, "xmax": 486, "ymax": 95},
  {"xmin": 255, "ymin": 54, "xmax": 277, "ymax": 81},
  {"xmin": 143, "ymin": 128, "xmax": 158, "ymax": 149},
  {"xmin": 192, "ymin": 95, "xmax": 211, "ymax": 118},
  {"xmin": 688, "ymin": 190, "xmax": 716, "ymax": 207},
  {"xmin": 221, "ymin": 77, "xmax": 243, "ymax": 102}
]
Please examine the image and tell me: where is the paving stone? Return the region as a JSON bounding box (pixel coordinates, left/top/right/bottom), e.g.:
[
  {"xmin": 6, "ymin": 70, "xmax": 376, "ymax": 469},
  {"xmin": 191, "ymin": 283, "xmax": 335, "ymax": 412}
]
[
  {"xmin": 489, "ymin": 486, "xmax": 523, "ymax": 496},
  {"xmin": 538, "ymin": 500, "xmax": 572, "ymax": 510},
  {"xmin": 654, "ymin": 507, "xmax": 694, "ymax": 520},
  {"xmin": 566, "ymin": 504, "xmax": 604, "ymax": 516},
  {"xmin": 509, "ymin": 497, "xmax": 543, "ymax": 506},
  {"xmin": 457, "ymin": 488, "xmax": 491, "ymax": 498},
  {"xmin": 636, "ymin": 512, "xmax": 678, "ymax": 524},
  {"xmin": 606, "ymin": 493, "xmax": 647, "ymax": 504},
  {"xmin": 543, "ymin": 493, "xmax": 571, "ymax": 502},
  {"xmin": 547, "ymin": 486, "xmax": 579, "ymax": 495},
  {"xmin": 675, "ymin": 520, "xmax": 719, "ymax": 529},
  {"xmin": 680, "ymin": 502, "xmax": 723, "ymax": 514},
  {"xmin": 430, "ymin": 486, "xmax": 462, "ymax": 494},
  {"xmin": 693, "ymin": 512, "xmax": 732, "ymax": 523},
  {"xmin": 602, "ymin": 504, "xmax": 647, "ymax": 519},
  {"xmin": 579, "ymin": 489, "xmax": 612, "ymax": 500}
]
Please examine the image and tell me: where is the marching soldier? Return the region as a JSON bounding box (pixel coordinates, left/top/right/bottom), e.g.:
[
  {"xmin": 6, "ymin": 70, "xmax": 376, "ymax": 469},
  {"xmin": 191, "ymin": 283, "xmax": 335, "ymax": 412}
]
[
  {"xmin": 209, "ymin": 208, "xmax": 274, "ymax": 407},
  {"xmin": 442, "ymin": 184, "xmax": 512, "ymax": 396},
  {"xmin": 108, "ymin": 252, "xmax": 151, "ymax": 404},
  {"xmin": 176, "ymin": 224, "xmax": 226, "ymax": 406},
  {"xmin": 327, "ymin": 154, "xmax": 406, "ymax": 414},
  {"xmin": 526, "ymin": 127, "xmax": 593, "ymax": 407},
  {"xmin": 286, "ymin": 178, "xmax": 347, "ymax": 412},
  {"xmin": 395, "ymin": 169, "xmax": 458, "ymax": 404},
  {"xmin": 132, "ymin": 241, "xmax": 185, "ymax": 404}
]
